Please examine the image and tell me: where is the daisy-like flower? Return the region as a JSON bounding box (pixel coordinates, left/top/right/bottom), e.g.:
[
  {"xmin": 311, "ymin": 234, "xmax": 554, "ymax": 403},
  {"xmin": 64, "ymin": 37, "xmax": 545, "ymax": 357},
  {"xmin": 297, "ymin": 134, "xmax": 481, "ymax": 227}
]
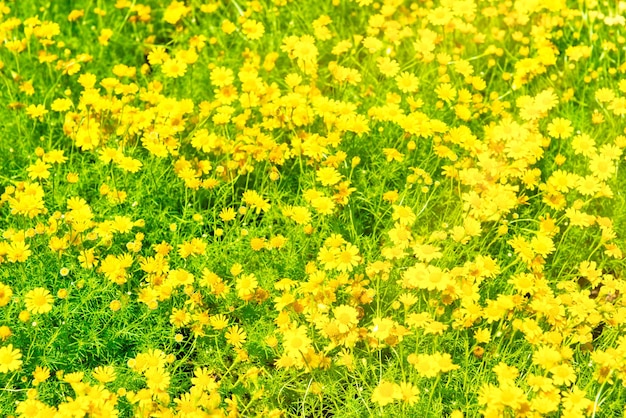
[
  {"xmin": 399, "ymin": 381, "xmax": 420, "ymax": 405},
  {"xmin": 242, "ymin": 19, "xmax": 264, "ymax": 40},
  {"xmin": 24, "ymin": 287, "xmax": 54, "ymax": 314},
  {"xmin": 335, "ymin": 243, "xmax": 362, "ymax": 272},
  {"xmin": 210, "ymin": 66, "xmax": 234, "ymax": 87},
  {"xmin": 92, "ymin": 365, "xmax": 116, "ymax": 383},
  {"xmin": 316, "ymin": 167, "xmax": 342, "ymax": 186},
  {"xmin": 392, "ymin": 205, "xmax": 416, "ymax": 226},
  {"xmin": 235, "ymin": 274, "xmax": 258, "ymax": 301},
  {"xmin": 25, "ymin": 104, "xmax": 48, "ymax": 121},
  {"xmin": 333, "ymin": 305, "xmax": 359, "ymax": 333},
  {"xmin": 547, "ymin": 117, "xmax": 574, "ymax": 139},
  {"xmin": 191, "ymin": 367, "xmax": 218, "ymax": 392},
  {"xmin": 0, "ymin": 283, "xmax": 12, "ymax": 307},
  {"xmin": 371, "ymin": 380, "xmax": 402, "ymax": 406},
  {"xmin": 435, "ymin": 83, "xmax": 456, "ymax": 102},
  {"xmin": 311, "ymin": 196, "xmax": 335, "ymax": 215},
  {"xmin": 32, "ymin": 365, "xmax": 51, "ymax": 385},
  {"xmin": 589, "ymin": 153, "xmax": 615, "ymax": 180},
  {"xmin": 293, "ymin": 36, "xmax": 318, "ymax": 64},
  {"xmin": 396, "ymin": 72, "xmax": 419, "ymax": 93},
  {"xmin": 161, "ymin": 58, "xmax": 187, "ymax": 78},
  {"xmin": 210, "ymin": 314, "xmax": 229, "ymax": 330},
  {"xmin": 0, "ymin": 344, "xmax": 22, "ymax": 373},
  {"xmin": 219, "ymin": 207, "xmax": 237, "ymax": 222},
  {"xmin": 225, "ymin": 325, "xmax": 247, "ymax": 348},
  {"xmin": 51, "ymin": 98, "xmax": 72, "ymax": 112},
  {"xmin": 282, "ymin": 325, "xmax": 312, "ymax": 356},
  {"xmin": 145, "ymin": 368, "xmax": 171, "ymax": 392},
  {"xmin": 550, "ymin": 363, "xmax": 576, "ymax": 386},
  {"xmin": 428, "ymin": 7, "xmax": 452, "ymax": 26},
  {"xmin": 377, "ymin": 56, "xmax": 400, "ymax": 78}
]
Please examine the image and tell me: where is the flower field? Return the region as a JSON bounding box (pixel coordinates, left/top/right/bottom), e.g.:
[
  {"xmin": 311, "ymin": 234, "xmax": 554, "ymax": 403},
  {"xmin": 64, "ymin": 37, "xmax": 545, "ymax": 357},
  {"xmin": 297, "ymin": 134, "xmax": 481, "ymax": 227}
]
[{"xmin": 1, "ymin": 0, "xmax": 626, "ymax": 416}]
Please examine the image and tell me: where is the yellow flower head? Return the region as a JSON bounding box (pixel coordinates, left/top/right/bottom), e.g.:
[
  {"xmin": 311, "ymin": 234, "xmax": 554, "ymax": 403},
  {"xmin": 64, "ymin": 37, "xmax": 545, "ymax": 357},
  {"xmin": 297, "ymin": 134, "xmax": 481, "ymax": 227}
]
[
  {"xmin": 24, "ymin": 287, "xmax": 54, "ymax": 314},
  {"xmin": 0, "ymin": 344, "xmax": 23, "ymax": 373}
]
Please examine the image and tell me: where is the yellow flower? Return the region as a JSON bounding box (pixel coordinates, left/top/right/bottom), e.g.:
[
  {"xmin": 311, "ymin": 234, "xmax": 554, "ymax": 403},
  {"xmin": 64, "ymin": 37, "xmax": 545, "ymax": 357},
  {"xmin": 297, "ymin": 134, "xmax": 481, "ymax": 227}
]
[
  {"xmin": 145, "ymin": 368, "xmax": 171, "ymax": 392},
  {"xmin": 333, "ymin": 305, "xmax": 359, "ymax": 333},
  {"xmin": 377, "ymin": 57, "xmax": 400, "ymax": 78},
  {"xmin": 399, "ymin": 381, "xmax": 420, "ymax": 405},
  {"xmin": 561, "ymin": 387, "xmax": 593, "ymax": 413},
  {"xmin": 292, "ymin": 36, "xmax": 318, "ymax": 64},
  {"xmin": 221, "ymin": 19, "xmax": 236, "ymax": 34},
  {"xmin": 589, "ymin": 153, "xmax": 615, "ymax": 180},
  {"xmin": 210, "ymin": 314, "xmax": 229, "ymax": 330},
  {"xmin": 236, "ymin": 274, "xmax": 258, "ymax": 301},
  {"xmin": 547, "ymin": 117, "xmax": 574, "ymax": 139},
  {"xmin": 286, "ymin": 206, "xmax": 311, "ymax": 225},
  {"xmin": 42, "ymin": 149, "xmax": 67, "ymax": 164},
  {"xmin": 26, "ymin": 159, "xmax": 51, "ymax": 180},
  {"xmin": 0, "ymin": 344, "xmax": 22, "ymax": 373},
  {"xmin": 51, "ymin": 98, "xmax": 72, "ymax": 112},
  {"xmin": 25, "ymin": 104, "xmax": 48, "ymax": 121},
  {"xmin": 163, "ymin": 0, "xmax": 191, "ymax": 25},
  {"xmin": 268, "ymin": 235, "xmax": 287, "ymax": 249},
  {"xmin": 109, "ymin": 300, "xmax": 122, "ymax": 311},
  {"xmin": 242, "ymin": 190, "xmax": 271, "ymax": 213},
  {"xmin": 210, "ymin": 66, "xmax": 234, "ymax": 87},
  {"xmin": 316, "ymin": 167, "xmax": 342, "ymax": 186},
  {"xmin": 530, "ymin": 233, "xmax": 555, "ymax": 257},
  {"xmin": 435, "ymin": 83, "xmax": 456, "ymax": 102},
  {"xmin": 24, "ymin": 288, "xmax": 54, "ymax": 314},
  {"xmin": 225, "ymin": 325, "xmax": 247, "ymax": 348},
  {"xmin": 242, "ymin": 19, "xmax": 264, "ymax": 40},
  {"xmin": 496, "ymin": 383, "xmax": 527, "ymax": 410},
  {"xmin": 191, "ymin": 367, "xmax": 218, "ymax": 392},
  {"xmin": 162, "ymin": 58, "xmax": 187, "ymax": 78},
  {"xmin": 396, "ymin": 72, "xmax": 419, "ymax": 93},
  {"xmin": 371, "ymin": 380, "xmax": 402, "ymax": 406},
  {"xmin": 493, "ymin": 362, "xmax": 519, "ymax": 383},
  {"xmin": 170, "ymin": 308, "xmax": 191, "ymax": 328},
  {"xmin": 67, "ymin": 9, "xmax": 84, "ymax": 22},
  {"xmin": 310, "ymin": 196, "xmax": 335, "ymax": 215},
  {"xmin": 250, "ymin": 237, "xmax": 266, "ymax": 251},
  {"xmin": 32, "ymin": 366, "xmax": 51, "ymax": 385},
  {"xmin": 363, "ymin": 36, "xmax": 383, "ymax": 53},
  {"xmin": 532, "ymin": 345, "xmax": 562, "ymax": 370},
  {"xmin": 92, "ymin": 365, "xmax": 116, "ymax": 383},
  {"xmin": 370, "ymin": 317, "xmax": 396, "ymax": 341},
  {"xmin": 219, "ymin": 207, "xmax": 237, "ymax": 222},
  {"xmin": 66, "ymin": 172, "xmax": 79, "ymax": 183},
  {"xmin": 0, "ymin": 326, "xmax": 11, "ymax": 341},
  {"xmin": 550, "ymin": 363, "xmax": 576, "ymax": 386},
  {"xmin": 409, "ymin": 352, "xmax": 459, "ymax": 377},
  {"xmin": 428, "ymin": 7, "xmax": 452, "ymax": 26},
  {"xmin": 474, "ymin": 329, "xmax": 492, "ymax": 344},
  {"xmin": 0, "ymin": 283, "xmax": 13, "ymax": 307},
  {"xmin": 382, "ymin": 190, "xmax": 399, "ymax": 203},
  {"xmin": 282, "ymin": 325, "xmax": 312, "ymax": 356},
  {"xmin": 392, "ymin": 205, "xmax": 416, "ymax": 226},
  {"xmin": 98, "ymin": 28, "xmax": 114, "ymax": 45},
  {"xmin": 317, "ymin": 246, "xmax": 338, "ymax": 270},
  {"xmin": 117, "ymin": 156, "xmax": 143, "ymax": 173},
  {"xmin": 148, "ymin": 47, "xmax": 169, "ymax": 65},
  {"xmin": 335, "ymin": 243, "xmax": 362, "ymax": 272},
  {"xmin": 527, "ymin": 374, "xmax": 555, "ymax": 392},
  {"xmin": 383, "ymin": 148, "xmax": 404, "ymax": 162}
]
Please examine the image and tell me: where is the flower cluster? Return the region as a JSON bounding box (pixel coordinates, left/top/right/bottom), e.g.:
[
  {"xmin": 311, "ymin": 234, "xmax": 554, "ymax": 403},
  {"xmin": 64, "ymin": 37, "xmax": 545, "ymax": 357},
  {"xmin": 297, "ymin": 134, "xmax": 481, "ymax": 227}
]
[{"xmin": 0, "ymin": 0, "xmax": 625, "ymax": 416}]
